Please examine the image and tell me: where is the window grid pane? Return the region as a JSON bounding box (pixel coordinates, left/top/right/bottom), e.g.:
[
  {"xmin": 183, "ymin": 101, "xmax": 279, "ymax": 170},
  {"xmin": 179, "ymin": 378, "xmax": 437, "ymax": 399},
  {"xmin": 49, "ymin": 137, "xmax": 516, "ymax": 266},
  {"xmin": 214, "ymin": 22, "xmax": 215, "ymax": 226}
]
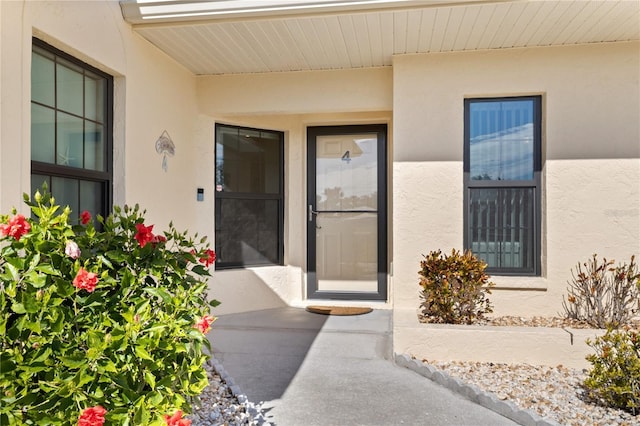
[
  {"xmin": 31, "ymin": 104, "xmax": 56, "ymax": 163},
  {"xmin": 31, "ymin": 51, "xmax": 55, "ymax": 106},
  {"xmin": 56, "ymin": 111, "xmax": 84, "ymax": 168},
  {"xmin": 57, "ymin": 59, "xmax": 84, "ymax": 116}
]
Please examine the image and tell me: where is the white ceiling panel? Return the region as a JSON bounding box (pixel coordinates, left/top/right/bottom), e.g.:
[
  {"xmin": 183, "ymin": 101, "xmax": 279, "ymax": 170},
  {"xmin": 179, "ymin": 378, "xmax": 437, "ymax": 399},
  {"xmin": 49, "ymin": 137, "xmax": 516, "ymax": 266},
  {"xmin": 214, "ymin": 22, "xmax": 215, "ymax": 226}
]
[{"xmin": 127, "ymin": 0, "xmax": 640, "ymax": 75}]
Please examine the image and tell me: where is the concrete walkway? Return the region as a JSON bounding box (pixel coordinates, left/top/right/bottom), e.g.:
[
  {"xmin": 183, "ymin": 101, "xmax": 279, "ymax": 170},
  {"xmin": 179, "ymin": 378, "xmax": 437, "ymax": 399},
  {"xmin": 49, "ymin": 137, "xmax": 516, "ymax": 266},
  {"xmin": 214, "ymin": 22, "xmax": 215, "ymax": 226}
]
[{"xmin": 209, "ymin": 307, "xmax": 518, "ymax": 426}]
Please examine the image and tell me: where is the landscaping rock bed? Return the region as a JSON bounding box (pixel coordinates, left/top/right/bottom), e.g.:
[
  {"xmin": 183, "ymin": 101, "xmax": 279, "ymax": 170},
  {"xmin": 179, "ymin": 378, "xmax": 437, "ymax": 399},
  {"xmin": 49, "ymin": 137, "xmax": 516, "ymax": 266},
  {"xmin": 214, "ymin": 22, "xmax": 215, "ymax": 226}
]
[
  {"xmin": 421, "ymin": 359, "xmax": 637, "ymax": 426},
  {"xmin": 413, "ymin": 315, "xmax": 639, "ymax": 425}
]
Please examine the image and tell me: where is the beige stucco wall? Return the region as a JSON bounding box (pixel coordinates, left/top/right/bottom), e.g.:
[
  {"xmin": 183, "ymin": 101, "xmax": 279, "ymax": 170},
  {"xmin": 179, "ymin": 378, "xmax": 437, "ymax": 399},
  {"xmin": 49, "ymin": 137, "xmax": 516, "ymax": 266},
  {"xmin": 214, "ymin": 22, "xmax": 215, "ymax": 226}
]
[
  {"xmin": 0, "ymin": 0, "xmax": 203, "ymax": 235},
  {"xmin": 392, "ymin": 42, "xmax": 640, "ymax": 326},
  {"xmin": 197, "ymin": 67, "xmax": 392, "ymax": 116}
]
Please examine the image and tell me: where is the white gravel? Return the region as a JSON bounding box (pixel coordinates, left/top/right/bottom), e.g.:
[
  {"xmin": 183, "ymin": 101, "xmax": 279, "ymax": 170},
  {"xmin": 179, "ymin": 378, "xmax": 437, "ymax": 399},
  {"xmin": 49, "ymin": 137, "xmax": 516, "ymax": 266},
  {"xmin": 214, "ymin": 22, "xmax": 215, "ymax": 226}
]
[
  {"xmin": 422, "ymin": 358, "xmax": 639, "ymax": 425},
  {"xmin": 415, "ymin": 316, "xmax": 639, "ymax": 425},
  {"xmin": 188, "ymin": 358, "xmax": 269, "ymax": 426}
]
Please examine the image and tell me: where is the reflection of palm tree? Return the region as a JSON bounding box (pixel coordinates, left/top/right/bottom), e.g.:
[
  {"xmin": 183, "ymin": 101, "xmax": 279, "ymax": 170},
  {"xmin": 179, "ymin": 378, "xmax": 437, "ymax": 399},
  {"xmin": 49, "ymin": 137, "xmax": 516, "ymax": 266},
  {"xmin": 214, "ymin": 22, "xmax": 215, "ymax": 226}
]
[
  {"xmin": 318, "ymin": 186, "xmax": 377, "ymax": 210},
  {"xmin": 319, "ymin": 187, "xmax": 344, "ymax": 210},
  {"xmin": 472, "ymin": 173, "xmax": 493, "ymax": 180}
]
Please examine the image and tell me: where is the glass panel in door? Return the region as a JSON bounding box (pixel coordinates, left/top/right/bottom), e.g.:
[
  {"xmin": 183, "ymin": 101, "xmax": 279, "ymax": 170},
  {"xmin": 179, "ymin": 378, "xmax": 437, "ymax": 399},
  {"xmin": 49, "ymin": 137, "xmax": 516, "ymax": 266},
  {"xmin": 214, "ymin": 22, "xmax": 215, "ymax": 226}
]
[{"xmin": 315, "ymin": 134, "xmax": 378, "ymax": 293}]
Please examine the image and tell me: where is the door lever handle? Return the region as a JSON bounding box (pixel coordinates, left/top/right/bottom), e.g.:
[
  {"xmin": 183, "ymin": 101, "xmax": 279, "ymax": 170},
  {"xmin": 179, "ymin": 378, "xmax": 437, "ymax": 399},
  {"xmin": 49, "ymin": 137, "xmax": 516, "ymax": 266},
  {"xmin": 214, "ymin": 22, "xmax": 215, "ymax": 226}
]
[{"xmin": 308, "ymin": 204, "xmax": 318, "ymax": 222}]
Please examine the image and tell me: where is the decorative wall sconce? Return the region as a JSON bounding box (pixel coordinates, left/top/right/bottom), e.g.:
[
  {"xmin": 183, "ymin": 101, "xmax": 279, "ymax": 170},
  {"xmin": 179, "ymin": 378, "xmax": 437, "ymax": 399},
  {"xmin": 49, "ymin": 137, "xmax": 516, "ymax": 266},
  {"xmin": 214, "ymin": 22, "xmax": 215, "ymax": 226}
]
[{"xmin": 155, "ymin": 130, "xmax": 175, "ymax": 172}]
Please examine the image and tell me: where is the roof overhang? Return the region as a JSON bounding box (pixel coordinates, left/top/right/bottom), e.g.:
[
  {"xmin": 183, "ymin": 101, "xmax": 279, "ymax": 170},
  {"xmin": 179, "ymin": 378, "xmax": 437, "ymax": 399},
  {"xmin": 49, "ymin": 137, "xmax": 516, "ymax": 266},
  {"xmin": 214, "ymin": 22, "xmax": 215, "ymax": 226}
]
[{"xmin": 119, "ymin": 0, "xmax": 640, "ymax": 75}]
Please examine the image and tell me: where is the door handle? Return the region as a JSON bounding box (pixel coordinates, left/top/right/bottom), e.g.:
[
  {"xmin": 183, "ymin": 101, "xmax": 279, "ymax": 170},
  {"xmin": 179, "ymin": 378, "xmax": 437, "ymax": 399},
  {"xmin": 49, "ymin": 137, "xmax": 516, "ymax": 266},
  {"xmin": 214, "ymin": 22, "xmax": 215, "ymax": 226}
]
[{"xmin": 308, "ymin": 204, "xmax": 318, "ymax": 222}]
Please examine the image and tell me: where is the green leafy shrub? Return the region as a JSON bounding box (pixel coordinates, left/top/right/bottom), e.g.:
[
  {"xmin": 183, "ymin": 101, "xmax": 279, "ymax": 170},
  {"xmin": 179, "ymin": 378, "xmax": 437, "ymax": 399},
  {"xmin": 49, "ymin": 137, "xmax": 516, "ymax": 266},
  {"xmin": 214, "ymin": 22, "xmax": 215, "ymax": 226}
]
[
  {"xmin": 0, "ymin": 189, "xmax": 219, "ymax": 425},
  {"xmin": 562, "ymin": 254, "xmax": 640, "ymax": 328},
  {"xmin": 584, "ymin": 328, "xmax": 640, "ymax": 414},
  {"xmin": 418, "ymin": 249, "xmax": 495, "ymax": 324}
]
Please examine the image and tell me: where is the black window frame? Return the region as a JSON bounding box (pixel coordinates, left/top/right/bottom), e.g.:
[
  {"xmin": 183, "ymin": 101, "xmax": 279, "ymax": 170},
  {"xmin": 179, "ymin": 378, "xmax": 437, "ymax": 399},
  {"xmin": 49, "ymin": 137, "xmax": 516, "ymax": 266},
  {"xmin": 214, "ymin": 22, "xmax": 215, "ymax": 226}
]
[
  {"xmin": 214, "ymin": 123, "xmax": 285, "ymax": 269},
  {"xmin": 30, "ymin": 38, "xmax": 113, "ymax": 219},
  {"xmin": 463, "ymin": 95, "xmax": 542, "ymax": 276}
]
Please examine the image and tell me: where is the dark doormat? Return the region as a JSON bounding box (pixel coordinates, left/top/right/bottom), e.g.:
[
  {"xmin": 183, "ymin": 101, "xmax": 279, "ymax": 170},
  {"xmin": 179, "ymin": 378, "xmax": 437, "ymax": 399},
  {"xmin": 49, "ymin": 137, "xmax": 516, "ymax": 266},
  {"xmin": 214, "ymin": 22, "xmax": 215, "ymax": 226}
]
[{"xmin": 306, "ymin": 306, "xmax": 373, "ymax": 316}]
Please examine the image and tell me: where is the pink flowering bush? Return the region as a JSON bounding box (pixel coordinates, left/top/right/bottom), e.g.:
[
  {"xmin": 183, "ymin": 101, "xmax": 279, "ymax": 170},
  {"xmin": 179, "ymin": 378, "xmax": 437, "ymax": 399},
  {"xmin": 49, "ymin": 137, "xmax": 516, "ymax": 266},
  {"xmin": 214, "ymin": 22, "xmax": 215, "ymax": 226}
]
[{"xmin": 0, "ymin": 188, "xmax": 219, "ymax": 425}]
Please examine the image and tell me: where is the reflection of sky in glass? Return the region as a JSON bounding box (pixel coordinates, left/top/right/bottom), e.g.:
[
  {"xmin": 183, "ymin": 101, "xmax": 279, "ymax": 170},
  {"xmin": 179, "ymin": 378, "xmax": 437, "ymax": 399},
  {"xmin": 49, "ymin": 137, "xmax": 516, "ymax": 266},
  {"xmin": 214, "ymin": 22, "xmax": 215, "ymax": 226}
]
[
  {"xmin": 316, "ymin": 135, "xmax": 377, "ymax": 211},
  {"xmin": 470, "ymin": 100, "xmax": 534, "ymax": 181}
]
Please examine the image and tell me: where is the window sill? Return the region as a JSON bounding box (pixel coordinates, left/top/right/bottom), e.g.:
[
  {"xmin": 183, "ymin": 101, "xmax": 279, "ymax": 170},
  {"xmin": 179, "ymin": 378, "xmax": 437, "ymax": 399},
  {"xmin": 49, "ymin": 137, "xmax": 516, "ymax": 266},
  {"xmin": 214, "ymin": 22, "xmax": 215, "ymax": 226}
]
[{"xmin": 490, "ymin": 275, "xmax": 547, "ymax": 291}]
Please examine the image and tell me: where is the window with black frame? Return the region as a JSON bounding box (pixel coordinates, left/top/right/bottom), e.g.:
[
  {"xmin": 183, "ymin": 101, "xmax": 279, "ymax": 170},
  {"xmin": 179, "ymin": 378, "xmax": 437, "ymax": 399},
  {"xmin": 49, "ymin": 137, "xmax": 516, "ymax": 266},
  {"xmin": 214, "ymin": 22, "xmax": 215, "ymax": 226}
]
[
  {"xmin": 215, "ymin": 124, "xmax": 284, "ymax": 268},
  {"xmin": 464, "ymin": 96, "xmax": 541, "ymax": 275},
  {"xmin": 31, "ymin": 39, "xmax": 113, "ymax": 221}
]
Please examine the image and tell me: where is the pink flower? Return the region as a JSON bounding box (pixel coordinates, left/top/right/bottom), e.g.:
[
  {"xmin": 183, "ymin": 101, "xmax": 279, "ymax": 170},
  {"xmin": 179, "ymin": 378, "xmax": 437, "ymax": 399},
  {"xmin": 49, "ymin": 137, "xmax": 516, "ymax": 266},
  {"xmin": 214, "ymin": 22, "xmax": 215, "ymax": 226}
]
[
  {"xmin": 0, "ymin": 214, "xmax": 30, "ymax": 240},
  {"xmin": 65, "ymin": 241, "xmax": 81, "ymax": 259},
  {"xmin": 78, "ymin": 406, "xmax": 106, "ymax": 426},
  {"xmin": 134, "ymin": 223, "xmax": 155, "ymax": 248},
  {"xmin": 164, "ymin": 410, "xmax": 192, "ymax": 426},
  {"xmin": 80, "ymin": 211, "xmax": 92, "ymax": 225},
  {"xmin": 199, "ymin": 249, "xmax": 216, "ymax": 267},
  {"xmin": 73, "ymin": 268, "xmax": 98, "ymax": 293},
  {"xmin": 195, "ymin": 315, "xmax": 215, "ymax": 334}
]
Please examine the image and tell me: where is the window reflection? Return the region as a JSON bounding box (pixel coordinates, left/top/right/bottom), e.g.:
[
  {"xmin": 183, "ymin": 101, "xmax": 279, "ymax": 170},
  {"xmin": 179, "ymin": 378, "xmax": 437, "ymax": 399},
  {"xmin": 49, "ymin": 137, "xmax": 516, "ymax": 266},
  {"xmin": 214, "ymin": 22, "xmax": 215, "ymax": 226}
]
[
  {"xmin": 316, "ymin": 134, "xmax": 377, "ymax": 211},
  {"xmin": 469, "ymin": 100, "xmax": 534, "ymax": 181},
  {"xmin": 215, "ymin": 126, "xmax": 280, "ymax": 194}
]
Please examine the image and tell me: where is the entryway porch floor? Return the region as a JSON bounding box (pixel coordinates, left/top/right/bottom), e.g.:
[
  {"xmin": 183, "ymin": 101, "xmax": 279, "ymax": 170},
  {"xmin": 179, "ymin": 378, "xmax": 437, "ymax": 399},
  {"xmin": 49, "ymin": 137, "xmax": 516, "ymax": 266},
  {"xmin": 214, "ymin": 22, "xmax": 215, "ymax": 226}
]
[{"xmin": 208, "ymin": 307, "xmax": 518, "ymax": 425}]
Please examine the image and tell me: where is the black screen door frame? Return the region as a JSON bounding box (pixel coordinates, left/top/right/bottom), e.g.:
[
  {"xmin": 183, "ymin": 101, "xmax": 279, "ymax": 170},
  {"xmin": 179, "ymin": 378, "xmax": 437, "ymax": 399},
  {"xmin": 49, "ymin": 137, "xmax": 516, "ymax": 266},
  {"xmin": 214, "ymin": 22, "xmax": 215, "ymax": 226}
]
[{"xmin": 306, "ymin": 124, "xmax": 388, "ymax": 301}]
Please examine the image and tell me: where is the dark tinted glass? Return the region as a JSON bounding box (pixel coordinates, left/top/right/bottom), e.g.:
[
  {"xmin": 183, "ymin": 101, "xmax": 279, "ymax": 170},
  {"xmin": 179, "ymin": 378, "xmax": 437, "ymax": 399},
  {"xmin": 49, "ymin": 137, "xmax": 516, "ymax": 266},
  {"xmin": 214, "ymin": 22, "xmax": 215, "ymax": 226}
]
[
  {"xmin": 215, "ymin": 125, "xmax": 281, "ymax": 194},
  {"xmin": 215, "ymin": 199, "xmax": 280, "ymax": 266}
]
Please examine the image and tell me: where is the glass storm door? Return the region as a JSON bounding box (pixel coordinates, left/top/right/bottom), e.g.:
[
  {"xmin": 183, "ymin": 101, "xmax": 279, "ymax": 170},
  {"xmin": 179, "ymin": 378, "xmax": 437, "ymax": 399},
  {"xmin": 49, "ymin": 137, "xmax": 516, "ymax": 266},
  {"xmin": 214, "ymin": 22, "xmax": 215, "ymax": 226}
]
[{"xmin": 307, "ymin": 125, "xmax": 387, "ymax": 300}]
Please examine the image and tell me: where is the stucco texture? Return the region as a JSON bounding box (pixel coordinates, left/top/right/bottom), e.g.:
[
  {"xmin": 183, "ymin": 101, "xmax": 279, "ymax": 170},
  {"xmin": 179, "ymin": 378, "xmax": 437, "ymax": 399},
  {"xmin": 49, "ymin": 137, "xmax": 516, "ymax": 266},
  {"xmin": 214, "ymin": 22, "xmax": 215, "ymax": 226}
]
[{"xmin": 392, "ymin": 42, "xmax": 640, "ymax": 317}]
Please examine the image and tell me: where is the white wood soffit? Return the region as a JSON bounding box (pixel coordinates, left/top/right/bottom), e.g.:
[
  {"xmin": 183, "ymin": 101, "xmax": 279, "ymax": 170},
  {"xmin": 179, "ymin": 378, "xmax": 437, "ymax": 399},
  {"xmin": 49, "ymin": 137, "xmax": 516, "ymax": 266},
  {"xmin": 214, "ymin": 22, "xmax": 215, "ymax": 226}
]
[{"xmin": 121, "ymin": 0, "xmax": 640, "ymax": 75}]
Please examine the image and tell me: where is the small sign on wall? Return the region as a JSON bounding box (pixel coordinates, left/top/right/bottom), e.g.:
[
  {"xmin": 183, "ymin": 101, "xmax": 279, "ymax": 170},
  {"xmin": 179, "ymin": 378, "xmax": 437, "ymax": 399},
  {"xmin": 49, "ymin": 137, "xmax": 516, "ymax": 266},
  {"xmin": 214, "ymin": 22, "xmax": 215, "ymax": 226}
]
[{"xmin": 155, "ymin": 130, "xmax": 175, "ymax": 172}]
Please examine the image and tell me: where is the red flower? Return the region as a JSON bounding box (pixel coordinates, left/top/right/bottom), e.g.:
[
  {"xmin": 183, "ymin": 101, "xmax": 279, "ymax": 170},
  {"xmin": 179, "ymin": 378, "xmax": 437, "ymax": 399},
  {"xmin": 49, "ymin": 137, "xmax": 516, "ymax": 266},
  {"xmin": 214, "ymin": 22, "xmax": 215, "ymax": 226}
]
[
  {"xmin": 78, "ymin": 406, "xmax": 106, "ymax": 426},
  {"xmin": 80, "ymin": 210, "xmax": 92, "ymax": 225},
  {"xmin": 73, "ymin": 268, "xmax": 99, "ymax": 293},
  {"xmin": 164, "ymin": 410, "xmax": 192, "ymax": 426},
  {"xmin": 195, "ymin": 315, "xmax": 215, "ymax": 334},
  {"xmin": 0, "ymin": 214, "xmax": 31, "ymax": 240},
  {"xmin": 199, "ymin": 249, "xmax": 216, "ymax": 267},
  {"xmin": 134, "ymin": 223, "xmax": 155, "ymax": 248},
  {"xmin": 151, "ymin": 234, "xmax": 167, "ymax": 245}
]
